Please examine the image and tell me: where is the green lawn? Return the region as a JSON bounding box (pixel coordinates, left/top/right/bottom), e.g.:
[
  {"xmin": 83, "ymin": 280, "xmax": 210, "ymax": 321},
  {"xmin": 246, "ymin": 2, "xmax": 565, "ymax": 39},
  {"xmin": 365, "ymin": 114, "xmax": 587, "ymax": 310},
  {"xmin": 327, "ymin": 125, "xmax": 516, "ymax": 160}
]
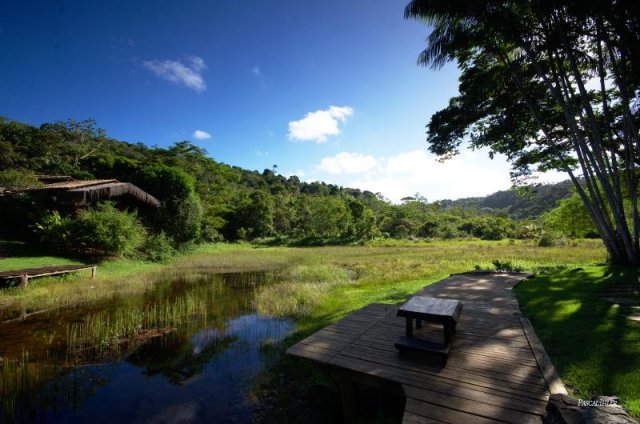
[
  {"xmin": 515, "ymin": 266, "xmax": 640, "ymax": 417},
  {"xmin": 0, "ymin": 240, "xmax": 85, "ymax": 271}
]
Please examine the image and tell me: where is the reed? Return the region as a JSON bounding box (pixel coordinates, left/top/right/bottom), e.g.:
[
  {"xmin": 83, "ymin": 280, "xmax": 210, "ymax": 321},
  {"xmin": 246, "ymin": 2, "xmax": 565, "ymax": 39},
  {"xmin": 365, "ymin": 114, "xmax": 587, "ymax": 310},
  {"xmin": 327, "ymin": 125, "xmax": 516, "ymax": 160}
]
[{"xmin": 66, "ymin": 290, "xmax": 209, "ymax": 359}]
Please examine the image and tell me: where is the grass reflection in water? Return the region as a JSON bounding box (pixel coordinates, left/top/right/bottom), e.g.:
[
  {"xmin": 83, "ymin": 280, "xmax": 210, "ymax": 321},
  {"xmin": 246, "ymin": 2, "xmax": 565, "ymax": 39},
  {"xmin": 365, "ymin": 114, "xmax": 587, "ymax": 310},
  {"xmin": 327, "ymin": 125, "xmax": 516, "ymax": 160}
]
[{"xmin": 0, "ymin": 270, "xmax": 293, "ymax": 423}]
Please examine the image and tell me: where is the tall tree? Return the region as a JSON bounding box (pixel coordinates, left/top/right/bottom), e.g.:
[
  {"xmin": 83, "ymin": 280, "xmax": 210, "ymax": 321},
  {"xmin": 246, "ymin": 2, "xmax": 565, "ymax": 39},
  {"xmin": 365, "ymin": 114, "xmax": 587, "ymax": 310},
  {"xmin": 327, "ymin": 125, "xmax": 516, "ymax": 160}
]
[{"xmin": 406, "ymin": 0, "xmax": 640, "ymax": 264}]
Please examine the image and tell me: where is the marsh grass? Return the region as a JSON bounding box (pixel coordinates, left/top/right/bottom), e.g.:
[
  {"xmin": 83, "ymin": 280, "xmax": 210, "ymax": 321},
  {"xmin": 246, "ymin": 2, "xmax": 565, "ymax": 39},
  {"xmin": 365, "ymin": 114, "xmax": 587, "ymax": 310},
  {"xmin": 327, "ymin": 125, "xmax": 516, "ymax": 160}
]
[
  {"xmin": 66, "ymin": 290, "xmax": 208, "ymax": 359},
  {"xmin": 0, "ymin": 239, "xmax": 605, "ymax": 317},
  {"xmin": 254, "ymin": 264, "xmax": 356, "ymax": 316},
  {"xmin": 0, "ymin": 287, "xmax": 213, "ymax": 422},
  {"xmin": 252, "ymin": 240, "xmax": 605, "ymax": 325}
]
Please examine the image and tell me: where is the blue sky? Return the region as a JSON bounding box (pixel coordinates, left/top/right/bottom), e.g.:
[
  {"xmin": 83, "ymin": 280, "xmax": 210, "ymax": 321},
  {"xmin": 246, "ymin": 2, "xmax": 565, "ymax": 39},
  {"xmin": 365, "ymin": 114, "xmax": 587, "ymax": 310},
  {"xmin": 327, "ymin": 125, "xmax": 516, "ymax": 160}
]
[{"xmin": 1, "ymin": 0, "xmax": 564, "ymax": 202}]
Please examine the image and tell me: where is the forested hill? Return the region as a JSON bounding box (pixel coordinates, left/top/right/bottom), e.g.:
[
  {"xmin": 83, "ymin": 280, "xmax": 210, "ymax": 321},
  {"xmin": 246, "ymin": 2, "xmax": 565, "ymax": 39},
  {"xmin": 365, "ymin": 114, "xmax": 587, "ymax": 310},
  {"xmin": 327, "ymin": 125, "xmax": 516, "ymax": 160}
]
[
  {"xmin": 440, "ymin": 180, "xmax": 573, "ymax": 219},
  {"xmin": 0, "ymin": 117, "xmax": 387, "ymax": 243},
  {"xmin": 0, "ymin": 118, "xmax": 573, "ymax": 247}
]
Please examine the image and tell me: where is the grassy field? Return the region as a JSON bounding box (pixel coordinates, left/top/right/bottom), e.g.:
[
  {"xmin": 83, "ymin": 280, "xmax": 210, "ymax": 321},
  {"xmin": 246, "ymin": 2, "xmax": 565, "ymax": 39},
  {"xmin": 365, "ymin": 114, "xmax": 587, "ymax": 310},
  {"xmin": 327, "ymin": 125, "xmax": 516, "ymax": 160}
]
[
  {"xmin": 0, "ymin": 239, "xmax": 604, "ymax": 312},
  {"xmin": 3, "ymin": 238, "xmax": 638, "ymax": 418}
]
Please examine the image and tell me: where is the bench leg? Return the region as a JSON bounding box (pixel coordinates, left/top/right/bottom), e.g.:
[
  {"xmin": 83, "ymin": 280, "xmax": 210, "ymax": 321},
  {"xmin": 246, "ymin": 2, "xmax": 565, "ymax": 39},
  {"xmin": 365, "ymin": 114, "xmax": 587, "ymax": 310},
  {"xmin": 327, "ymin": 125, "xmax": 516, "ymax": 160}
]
[
  {"xmin": 20, "ymin": 274, "xmax": 29, "ymax": 289},
  {"xmin": 91, "ymin": 266, "xmax": 96, "ymax": 278},
  {"xmin": 405, "ymin": 318, "xmax": 413, "ymax": 337},
  {"xmin": 444, "ymin": 322, "xmax": 456, "ymax": 344}
]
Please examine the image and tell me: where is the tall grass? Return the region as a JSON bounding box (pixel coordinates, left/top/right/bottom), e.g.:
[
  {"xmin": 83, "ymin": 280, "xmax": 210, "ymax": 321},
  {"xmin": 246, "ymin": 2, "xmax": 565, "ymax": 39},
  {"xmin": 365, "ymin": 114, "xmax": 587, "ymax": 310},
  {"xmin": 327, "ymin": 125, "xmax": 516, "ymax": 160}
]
[
  {"xmin": 252, "ymin": 239, "xmax": 605, "ymax": 324},
  {"xmin": 0, "ymin": 239, "xmax": 605, "ymax": 318},
  {"xmin": 66, "ymin": 290, "xmax": 208, "ymax": 359},
  {"xmin": 254, "ymin": 264, "xmax": 355, "ymax": 316}
]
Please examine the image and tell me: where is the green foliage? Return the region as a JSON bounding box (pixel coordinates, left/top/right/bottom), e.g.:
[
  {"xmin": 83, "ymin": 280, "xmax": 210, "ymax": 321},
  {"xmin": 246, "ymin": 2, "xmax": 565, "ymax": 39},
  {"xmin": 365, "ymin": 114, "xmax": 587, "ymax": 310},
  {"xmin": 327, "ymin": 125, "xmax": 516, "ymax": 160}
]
[
  {"xmin": 134, "ymin": 164, "xmax": 203, "ymax": 243},
  {"xmin": 35, "ymin": 203, "xmax": 146, "ymax": 257},
  {"xmin": 441, "ymin": 181, "xmax": 573, "ymax": 219},
  {"xmin": 162, "ymin": 190, "xmax": 203, "ymax": 243},
  {"xmin": 490, "ymin": 259, "xmax": 526, "ymax": 273},
  {"xmin": 347, "ymin": 198, "xmax": 379, "ymax": 239},
  {"xmin": 515, "ymin": 223, "xmax": 544, "ymax": 240},
  {"xmin": 226, "ymin": 191, "xmax": 275, "ymax": 240},
  {"xmin": 303, "ymin": 196, "xmax": 351, "ymax": 239},
  {"xmin": 537, "ymin": 233, "xmax": 558, "ymax": 247},
  {"xmin": 405, "ymin": 0, "xmax": 640, "ymax": 264},
  {"xmin": 459, "ymin": 216, "xmax": 515, "ymax": 240},
  {"xmin": 34, "ymin": 210, "xmax": 75, "ymax": 254},
  {"xmin": 0, "ymin": 169, "xmax": 41, "ymax": 189},
  {"xmin": 544, "ymin": 194, "xmax": 599, "ymax": 238},
  {"xmin": 143, "ymin": 232, "xmax": 176, "ymax": 262},
  {"xmin": 73, "ymin": 203, "xmax": 147, "ymax": 257}
]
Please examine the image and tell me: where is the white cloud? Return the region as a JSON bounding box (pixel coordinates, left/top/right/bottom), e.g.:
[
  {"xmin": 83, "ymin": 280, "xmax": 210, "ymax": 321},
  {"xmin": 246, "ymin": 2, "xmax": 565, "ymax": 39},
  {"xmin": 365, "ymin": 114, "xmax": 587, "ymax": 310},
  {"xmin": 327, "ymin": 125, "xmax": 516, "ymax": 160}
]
[
  {"xmin": 142, "ymin": 56, "xmax": 207, "ymax": 92},
  {"xmin": 251, "ymin": 66, "xmax": 261, "ymax": 76},
  {"xmin": 317, "ymin": 152, "xmax": 378, "ymax": 175},
  {"xmin": 313, "ymin": 149, "xmax": 567, "ymax": 203},
  {"xmin": 192, "ymin": 129, "xmax": 211, "ymax": 140},
  {"xmin": 288, "ymin": 106, "xmax": 354, "ymax": 143}
]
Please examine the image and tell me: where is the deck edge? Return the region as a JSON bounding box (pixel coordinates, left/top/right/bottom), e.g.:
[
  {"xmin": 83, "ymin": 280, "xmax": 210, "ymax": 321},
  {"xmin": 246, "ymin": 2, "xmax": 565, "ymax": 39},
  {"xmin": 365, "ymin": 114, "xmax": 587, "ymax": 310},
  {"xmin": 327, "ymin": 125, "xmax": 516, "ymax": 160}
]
[{"xmin": 520, "ymin": 317, "xmax": 568, "ymax": 395}]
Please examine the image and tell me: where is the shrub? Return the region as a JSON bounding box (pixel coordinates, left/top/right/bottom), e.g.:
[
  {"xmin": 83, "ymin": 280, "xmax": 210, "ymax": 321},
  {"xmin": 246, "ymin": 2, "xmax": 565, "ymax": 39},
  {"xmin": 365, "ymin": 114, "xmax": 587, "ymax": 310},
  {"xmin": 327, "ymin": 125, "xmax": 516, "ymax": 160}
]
[
  {"xmin": 161, "ymin": 190, "xmax": 203, "ymax": 243},
  {"xmin": 538, "ymin": 233, "xmax": 558, "ymax": 247},
  {"xmin": 143, "ymin": 232, "xmax": 176, "ymax": 262},
  {"xmin": 491, "ymin": 259, "xmax": 526, "ymax": 273},
  {"xmin": 133, "ymin": 165, "xmax": 203, "ymax": 243},
  {"xmin": 34, "ymin": 210, "xmax": 75, "ymax": 253},
  {"xmin": 74, "ymin": 202, "xmax": 146, "ymax": 257}
]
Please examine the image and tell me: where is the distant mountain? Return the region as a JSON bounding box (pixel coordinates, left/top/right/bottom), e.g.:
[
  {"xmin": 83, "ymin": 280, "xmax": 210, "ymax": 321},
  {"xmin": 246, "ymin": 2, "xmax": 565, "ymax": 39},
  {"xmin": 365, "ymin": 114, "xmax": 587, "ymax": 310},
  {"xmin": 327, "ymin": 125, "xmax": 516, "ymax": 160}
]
[{"xmin": 439, "ymin": 180, "xmax": 573, "ymax": 219}]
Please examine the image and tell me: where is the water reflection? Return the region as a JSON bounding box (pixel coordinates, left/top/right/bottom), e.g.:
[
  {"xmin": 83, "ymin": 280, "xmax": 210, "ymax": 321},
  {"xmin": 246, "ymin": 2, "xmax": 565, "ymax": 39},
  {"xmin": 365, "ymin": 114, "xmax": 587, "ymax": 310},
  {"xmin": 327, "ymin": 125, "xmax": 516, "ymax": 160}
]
[{"xmin": 0, "ymin": 270, "xmax": 293, "ymax": 423}]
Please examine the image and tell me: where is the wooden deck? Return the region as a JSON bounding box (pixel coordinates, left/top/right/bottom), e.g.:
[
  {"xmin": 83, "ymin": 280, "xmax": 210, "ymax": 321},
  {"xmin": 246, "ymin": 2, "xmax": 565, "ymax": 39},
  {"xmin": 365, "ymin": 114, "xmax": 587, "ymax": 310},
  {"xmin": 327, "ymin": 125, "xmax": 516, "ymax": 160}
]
[
  {"xmin": 0, "ymin": 264, "xmax": 96, "ymax": 288},
  {"xmin": 287, "ymin": 272, "xmax": 556, "ymax": 423}
]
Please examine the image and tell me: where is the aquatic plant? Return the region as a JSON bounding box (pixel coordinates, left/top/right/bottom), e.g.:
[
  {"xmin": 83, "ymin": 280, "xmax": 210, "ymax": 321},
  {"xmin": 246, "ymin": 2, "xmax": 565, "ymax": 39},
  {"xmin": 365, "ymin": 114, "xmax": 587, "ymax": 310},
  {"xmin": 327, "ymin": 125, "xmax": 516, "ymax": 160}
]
[{"xmin": 66, "ymin": 291, "xmax": 208, "ymax": 359}]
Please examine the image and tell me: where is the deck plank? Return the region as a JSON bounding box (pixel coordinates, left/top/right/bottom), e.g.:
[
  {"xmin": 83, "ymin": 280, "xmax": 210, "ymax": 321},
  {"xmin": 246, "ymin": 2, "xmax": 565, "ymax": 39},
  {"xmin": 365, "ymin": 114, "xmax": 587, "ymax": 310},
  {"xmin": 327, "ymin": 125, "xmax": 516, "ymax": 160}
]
[{"xmin": 285, "ymin": 272, "xmax": 553, "ymax": 424}]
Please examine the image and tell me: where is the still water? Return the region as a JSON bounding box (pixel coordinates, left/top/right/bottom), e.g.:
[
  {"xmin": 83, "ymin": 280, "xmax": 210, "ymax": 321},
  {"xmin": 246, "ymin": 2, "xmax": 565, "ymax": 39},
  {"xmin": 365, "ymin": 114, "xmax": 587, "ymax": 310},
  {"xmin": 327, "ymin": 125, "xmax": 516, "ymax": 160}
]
[{"xmin": 0, "ymin": 271, "xmax": 293, "ymax": 423}]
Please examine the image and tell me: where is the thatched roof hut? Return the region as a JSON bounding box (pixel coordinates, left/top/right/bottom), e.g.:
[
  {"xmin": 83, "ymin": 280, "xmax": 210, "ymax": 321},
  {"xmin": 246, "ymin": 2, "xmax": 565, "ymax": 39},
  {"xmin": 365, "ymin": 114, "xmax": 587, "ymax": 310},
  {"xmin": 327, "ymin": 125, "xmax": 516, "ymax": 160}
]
[{"xmin": 7, "ymin": 178, "xmax": 160, "ymax": 208}]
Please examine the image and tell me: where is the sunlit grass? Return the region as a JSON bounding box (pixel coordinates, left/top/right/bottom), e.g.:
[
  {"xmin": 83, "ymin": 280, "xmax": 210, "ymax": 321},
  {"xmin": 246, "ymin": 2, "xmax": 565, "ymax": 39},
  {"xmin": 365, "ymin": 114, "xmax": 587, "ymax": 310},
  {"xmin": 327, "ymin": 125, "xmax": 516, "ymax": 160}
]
[
  {"xmin": 254, "ymin": 264, "xmax": 355, "ymax": 316},
  {"xmin": 0, "ymin": 239, "xmax": 605, "ymax": 315}
]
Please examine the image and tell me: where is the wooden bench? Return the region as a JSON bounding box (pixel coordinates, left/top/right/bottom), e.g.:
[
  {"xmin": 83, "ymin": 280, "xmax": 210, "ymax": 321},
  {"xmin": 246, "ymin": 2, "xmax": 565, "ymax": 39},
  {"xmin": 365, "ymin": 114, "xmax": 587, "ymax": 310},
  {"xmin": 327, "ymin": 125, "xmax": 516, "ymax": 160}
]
[
  {"xmin": 0, "ymin": 264, "xmax": 97, "ymax": 288},
  {"xmin": 395, "ymin": 296, "xmax": 462, "ymax": 363}
]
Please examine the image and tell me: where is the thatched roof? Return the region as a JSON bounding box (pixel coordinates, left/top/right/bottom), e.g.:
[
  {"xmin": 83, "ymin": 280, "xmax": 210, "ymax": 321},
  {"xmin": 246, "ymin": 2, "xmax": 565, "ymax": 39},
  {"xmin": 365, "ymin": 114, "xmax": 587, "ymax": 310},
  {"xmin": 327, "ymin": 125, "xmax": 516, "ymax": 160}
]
[
  {"xmin": 62, "ymin": 181, "xmax": 160, "ymax": 207},
  {"xmin": 25, "ymin": 179, "xmax": 118, "ymax": 190},
  {"xmin": 7, "ymin": 178, "xmax": 160, "ymax": 208}
]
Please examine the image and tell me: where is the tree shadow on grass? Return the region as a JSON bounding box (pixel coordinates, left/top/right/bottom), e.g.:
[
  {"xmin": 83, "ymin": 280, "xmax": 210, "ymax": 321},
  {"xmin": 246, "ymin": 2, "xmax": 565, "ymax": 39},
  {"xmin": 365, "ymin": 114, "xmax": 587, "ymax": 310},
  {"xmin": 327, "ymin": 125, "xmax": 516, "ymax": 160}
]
[{"xmin": 515, "ymin": 266, "xmax": 640, "ymax": 415}]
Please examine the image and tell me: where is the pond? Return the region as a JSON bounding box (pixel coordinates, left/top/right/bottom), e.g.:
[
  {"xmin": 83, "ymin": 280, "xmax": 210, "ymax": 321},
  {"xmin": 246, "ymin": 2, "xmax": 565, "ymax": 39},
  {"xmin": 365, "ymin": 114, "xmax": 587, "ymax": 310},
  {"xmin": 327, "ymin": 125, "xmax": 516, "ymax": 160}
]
[{"xmin": 0, "ymin": 270, "xmax": 294, "ymax": 423}]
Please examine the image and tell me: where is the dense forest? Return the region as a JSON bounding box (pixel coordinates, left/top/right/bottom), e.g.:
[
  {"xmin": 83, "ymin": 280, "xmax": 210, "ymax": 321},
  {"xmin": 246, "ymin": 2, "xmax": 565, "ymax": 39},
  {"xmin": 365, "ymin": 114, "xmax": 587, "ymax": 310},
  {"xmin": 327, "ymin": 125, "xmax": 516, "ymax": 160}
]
[
  {"xmin": 0, "ymin": 117, "xmax": 591, "ymax": 258},
  {"xmin": 441, "ymin": 181, "xmax": 574, "ymax": 219}
]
